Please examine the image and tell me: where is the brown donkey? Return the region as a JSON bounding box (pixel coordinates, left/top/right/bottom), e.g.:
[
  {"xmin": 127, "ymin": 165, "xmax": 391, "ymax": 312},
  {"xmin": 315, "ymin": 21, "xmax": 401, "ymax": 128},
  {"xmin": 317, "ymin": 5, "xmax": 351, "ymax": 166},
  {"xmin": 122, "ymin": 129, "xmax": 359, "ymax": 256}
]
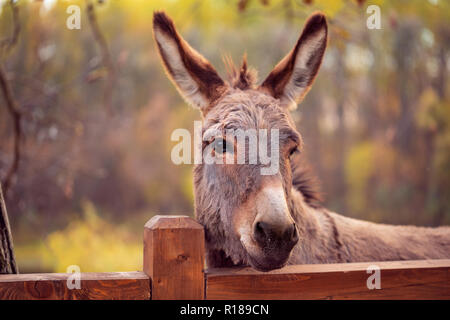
[{"xmin": 153, "ymin": 11, "xmax": 450, "ymax": 271}]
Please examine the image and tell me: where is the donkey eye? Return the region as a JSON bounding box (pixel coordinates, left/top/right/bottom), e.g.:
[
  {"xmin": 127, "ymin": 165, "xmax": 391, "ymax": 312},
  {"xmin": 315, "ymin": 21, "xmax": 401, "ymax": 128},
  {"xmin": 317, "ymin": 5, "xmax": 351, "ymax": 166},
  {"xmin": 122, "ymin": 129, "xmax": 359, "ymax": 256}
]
[
  {"xmin": 289, "ymin": 146, "xmax": 299, "ymax": 158},
  {"xmin": 213, "ymin": 138, "xmax": 233, "ymax": 155}
]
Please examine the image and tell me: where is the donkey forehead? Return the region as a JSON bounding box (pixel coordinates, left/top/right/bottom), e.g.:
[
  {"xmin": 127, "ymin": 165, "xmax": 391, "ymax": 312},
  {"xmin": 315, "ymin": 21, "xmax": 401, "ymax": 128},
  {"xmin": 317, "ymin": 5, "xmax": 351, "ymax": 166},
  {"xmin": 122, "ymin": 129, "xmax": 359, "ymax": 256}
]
[{"xmin": 203, "ymin": 89, "xmax": 295, "ymax": 132}]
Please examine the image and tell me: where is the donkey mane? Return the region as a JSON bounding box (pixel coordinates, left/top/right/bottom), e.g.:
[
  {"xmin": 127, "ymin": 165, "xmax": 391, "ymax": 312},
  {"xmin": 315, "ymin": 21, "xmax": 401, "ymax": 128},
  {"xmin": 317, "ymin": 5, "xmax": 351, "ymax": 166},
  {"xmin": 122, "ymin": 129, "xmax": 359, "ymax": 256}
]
[
  {"xmin": 223, "ymin": 55, "xmax": 258, "ymax": 90},
  {"xmin": 290, "ymin": 152, "xmax": 323, "ymax": 208}
]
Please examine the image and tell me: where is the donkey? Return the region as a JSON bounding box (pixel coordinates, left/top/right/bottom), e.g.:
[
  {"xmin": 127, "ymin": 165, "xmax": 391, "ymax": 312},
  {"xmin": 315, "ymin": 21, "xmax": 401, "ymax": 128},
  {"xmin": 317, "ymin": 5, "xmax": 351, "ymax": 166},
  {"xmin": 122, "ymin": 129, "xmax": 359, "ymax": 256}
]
[{"xmin": 152, "ymin": 11, "xmax": 450, "ymax": 271}]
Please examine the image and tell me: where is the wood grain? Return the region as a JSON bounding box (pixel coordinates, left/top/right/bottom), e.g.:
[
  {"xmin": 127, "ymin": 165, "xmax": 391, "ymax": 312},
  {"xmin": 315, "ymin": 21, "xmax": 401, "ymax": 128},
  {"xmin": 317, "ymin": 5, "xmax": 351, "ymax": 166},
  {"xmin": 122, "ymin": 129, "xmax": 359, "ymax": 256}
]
[
  {"xmin": 206, "ymin": 259, "xmax": 450, "ymax": 300},
  {"xmin": 0, "ymin": 271, "xmax": 150, "ymax": 300},
  {"xmin": 143, "ymin": 215, "xmax": 205, "ymax": 300}
]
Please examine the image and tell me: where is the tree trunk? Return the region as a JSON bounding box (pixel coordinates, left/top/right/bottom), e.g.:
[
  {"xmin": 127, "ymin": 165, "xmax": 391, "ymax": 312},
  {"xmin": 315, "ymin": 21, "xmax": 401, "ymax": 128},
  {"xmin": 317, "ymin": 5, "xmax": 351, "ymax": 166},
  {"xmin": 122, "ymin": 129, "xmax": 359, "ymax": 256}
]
[{"xmin": 0, "ymin": 183, "xmax": 18, "ymax": 274}]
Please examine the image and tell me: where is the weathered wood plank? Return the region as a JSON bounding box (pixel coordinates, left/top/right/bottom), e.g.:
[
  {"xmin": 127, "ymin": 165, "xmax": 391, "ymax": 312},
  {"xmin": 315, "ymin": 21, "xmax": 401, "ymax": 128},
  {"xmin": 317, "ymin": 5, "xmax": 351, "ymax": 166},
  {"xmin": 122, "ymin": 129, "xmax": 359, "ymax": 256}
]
[
  {"xmin": 143, "ymin": 215, "xmax": 205, "ymax": 300},
  {"xmin": 0, "ymin": 271, "xmax": 150, "ymax": 300},
  {"xmin": 206, "ymin": 259, "xmax": 450, "ymax": 300}
]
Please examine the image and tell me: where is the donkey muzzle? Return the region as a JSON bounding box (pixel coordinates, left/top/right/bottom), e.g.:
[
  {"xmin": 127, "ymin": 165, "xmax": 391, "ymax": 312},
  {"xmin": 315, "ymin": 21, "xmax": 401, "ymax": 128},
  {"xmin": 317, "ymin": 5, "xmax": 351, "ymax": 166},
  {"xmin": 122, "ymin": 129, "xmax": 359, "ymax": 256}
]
[
  {"xmin": 253, "ymin": 220, "xmax": 299, "ymax": 252},
  {"xmin": 252, "ymin": 184, "xmax": 298, "ymax": 259}
]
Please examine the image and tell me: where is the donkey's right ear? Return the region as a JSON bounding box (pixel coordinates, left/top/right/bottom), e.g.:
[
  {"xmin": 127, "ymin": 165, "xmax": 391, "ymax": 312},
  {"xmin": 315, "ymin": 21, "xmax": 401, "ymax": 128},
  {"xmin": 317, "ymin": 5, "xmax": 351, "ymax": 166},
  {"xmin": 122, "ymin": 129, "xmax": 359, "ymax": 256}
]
[{"xmin": 153, "ymin": 11, "xmax": 226, "ymax": 112}]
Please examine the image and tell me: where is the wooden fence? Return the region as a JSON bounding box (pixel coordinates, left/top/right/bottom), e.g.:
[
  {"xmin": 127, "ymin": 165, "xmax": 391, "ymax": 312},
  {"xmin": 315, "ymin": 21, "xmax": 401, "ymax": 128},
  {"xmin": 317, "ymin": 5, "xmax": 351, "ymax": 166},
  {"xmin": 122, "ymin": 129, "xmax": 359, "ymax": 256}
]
[{"xmin": 0, "ymin": 215, "xmax": 449, "ymax": 300}]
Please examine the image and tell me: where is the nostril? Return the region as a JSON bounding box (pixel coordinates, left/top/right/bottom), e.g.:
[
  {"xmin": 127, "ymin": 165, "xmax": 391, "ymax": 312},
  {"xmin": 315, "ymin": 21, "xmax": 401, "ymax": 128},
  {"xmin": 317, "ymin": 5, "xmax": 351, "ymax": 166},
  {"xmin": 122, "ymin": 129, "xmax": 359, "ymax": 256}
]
[
  {"xmin": 254, "ymin": 221, "xmax": 268, "ymax": 245},
  {"xmin": 284, "ymin": 223, "xmax": 298, "ymax": 244}
]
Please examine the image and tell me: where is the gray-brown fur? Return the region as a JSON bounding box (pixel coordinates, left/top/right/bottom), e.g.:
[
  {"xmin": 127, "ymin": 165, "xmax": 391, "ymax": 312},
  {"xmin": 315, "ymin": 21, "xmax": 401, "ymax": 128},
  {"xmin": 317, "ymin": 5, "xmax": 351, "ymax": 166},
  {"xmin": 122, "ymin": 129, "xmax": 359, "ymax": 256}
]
[
  {"xmin": 288, "ymin": 189, "xmax": 450, "ymax": 264},
  {"xmin": 153, "ymin": 11, "xmax": 450, "ymax": 271}
]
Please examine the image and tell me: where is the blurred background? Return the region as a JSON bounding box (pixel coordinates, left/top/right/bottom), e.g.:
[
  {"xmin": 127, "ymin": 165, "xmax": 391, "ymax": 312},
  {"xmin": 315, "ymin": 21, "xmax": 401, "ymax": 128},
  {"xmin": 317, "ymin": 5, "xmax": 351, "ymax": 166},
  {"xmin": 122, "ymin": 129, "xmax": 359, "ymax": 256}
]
[{"xmin": 0, "ymin": 0, "xmax": 449, "ymax": 273}]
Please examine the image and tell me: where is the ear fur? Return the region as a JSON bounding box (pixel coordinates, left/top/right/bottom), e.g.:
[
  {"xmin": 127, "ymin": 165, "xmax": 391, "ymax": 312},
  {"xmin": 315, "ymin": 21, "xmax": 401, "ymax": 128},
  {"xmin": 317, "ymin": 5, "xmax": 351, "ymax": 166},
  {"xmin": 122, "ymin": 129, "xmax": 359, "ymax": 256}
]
[
  {"xmin": 153, "ymin": 11, "xmax": 226, "ymax": 112},
  {"xmin": 260, "ymin": 12, "xmax": 328, "ymax": 110}
]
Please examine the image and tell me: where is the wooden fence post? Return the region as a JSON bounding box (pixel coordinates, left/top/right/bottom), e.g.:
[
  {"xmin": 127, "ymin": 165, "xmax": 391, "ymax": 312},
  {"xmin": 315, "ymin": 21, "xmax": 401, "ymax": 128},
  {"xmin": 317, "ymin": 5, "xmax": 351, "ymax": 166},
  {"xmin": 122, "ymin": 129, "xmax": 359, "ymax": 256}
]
[{"xmin": 143, "ymin": 215, "xmax": 205, "ymax": 300}]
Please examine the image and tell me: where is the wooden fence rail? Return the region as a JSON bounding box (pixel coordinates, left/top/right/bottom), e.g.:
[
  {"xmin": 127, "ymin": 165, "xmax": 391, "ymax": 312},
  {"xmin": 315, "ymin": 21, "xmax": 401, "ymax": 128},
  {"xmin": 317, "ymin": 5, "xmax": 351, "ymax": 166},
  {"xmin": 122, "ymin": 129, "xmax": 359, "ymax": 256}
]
[{"xmin": 0, "ymin": 215, "xmax": 449, "ymax": 300}]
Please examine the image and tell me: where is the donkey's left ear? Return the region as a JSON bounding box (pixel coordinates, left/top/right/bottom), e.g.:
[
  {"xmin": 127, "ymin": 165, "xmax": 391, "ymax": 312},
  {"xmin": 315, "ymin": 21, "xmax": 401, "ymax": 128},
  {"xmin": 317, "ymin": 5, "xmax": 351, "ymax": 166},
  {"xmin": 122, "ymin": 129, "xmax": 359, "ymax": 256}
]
[
  {"xmin": 260, "ymin": 13, "xmax": 327, "ymax": 110},
  {"xmin": 153, "ymin": 11, "xmax": 226, "ymax": 113}
]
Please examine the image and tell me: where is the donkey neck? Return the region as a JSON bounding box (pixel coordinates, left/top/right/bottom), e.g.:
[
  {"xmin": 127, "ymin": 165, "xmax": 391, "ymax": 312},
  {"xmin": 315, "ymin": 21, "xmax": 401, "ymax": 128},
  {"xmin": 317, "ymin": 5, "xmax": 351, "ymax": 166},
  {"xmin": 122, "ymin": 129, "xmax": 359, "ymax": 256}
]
[
  {"xmin": 290, "ymin": 187, "xmax": 450, "ymax": 264},
  {"xmin": 288, "ymin": 188, "xmax": 346, "ymax": 264}
]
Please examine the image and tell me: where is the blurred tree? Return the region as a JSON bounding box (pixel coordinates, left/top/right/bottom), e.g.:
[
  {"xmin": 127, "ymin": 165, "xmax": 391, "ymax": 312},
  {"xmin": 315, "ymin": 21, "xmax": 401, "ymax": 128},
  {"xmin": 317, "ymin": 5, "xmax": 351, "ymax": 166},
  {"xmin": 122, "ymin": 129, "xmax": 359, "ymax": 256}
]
[
  {"xmin": 0, "ymin": 183, "xmax": 18, "ymax": 273},
  {"xmin": 0, "ymin": 0, "xmax": 22, "ymax": 197}
]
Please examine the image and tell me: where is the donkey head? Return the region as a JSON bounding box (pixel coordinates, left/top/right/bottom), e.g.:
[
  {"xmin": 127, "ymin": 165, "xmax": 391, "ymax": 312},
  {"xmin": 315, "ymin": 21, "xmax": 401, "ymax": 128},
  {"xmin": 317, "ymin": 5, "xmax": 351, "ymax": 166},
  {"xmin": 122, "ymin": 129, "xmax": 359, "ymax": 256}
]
[{"xmin": 153, "ymin": 11, "xmax": 327, "ymax": 271}]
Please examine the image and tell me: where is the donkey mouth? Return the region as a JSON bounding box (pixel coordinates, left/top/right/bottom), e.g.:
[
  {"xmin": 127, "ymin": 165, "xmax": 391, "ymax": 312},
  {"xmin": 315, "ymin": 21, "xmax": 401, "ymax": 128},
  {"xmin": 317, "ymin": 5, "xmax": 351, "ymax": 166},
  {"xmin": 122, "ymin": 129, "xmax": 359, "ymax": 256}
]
[
  {"xmin": 246, "ymin": 252, "xmax": 290, "ymax": 272},
  {"xmin": 239, "ymin": 234, "xmax": 294, "ymax": 271}
]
